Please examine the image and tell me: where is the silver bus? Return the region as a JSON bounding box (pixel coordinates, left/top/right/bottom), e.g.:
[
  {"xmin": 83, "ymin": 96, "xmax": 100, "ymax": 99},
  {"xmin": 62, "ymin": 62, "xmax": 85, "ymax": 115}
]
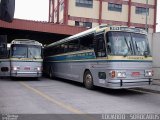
[
  {"xmin": 0, "ymin": 39, "xmax": 43, "ymax": 78},
  {"xmin": 43, "ymin": 25, "xmax": 153, "ymax": 89}
]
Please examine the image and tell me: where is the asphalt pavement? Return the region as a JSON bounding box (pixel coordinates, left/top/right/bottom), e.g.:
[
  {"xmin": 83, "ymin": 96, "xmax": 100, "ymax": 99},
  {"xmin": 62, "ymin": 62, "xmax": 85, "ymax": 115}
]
[{"xmin": 141, "ymin": 79, "xmax": 160, "ymax": 93}]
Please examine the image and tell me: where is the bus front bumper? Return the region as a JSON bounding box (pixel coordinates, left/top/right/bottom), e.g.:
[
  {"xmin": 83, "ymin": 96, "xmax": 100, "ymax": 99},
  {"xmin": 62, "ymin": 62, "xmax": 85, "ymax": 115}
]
[
  {"xmin": 105, "ymin": 78, "xmax": 152, "ymax": 89},
  {"xmin": 11, "ymin": 71, "xmax": 42, "ymax": 77}
]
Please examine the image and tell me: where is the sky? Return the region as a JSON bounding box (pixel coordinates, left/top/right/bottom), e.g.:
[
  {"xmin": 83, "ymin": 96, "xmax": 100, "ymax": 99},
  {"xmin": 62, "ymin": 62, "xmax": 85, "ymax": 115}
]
[
  {"xmin": 14, "ymin": 0, "xmax": 160, "ymax": 32},
  {"xmin": 14, "ymin": 0, "xmax": 49, "ymax": 22}
]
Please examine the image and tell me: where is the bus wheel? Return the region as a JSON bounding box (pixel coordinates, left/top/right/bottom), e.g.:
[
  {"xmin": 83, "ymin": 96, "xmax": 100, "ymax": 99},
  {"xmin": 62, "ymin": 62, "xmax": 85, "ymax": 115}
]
[
  {"xmin": 84, "ymin": 70, "xmax": 94, "ymax": 90},
  {"xmin": 49, "ymin": 67, "xmax": 54, "ymax": 79}
]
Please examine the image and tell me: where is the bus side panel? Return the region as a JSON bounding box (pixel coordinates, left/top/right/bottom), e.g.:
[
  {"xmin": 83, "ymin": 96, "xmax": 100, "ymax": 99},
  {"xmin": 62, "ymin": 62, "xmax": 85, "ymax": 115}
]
[
  {"xmin": 53, "ymin": 62, "xmax": 72, "ymax": 80},
  {"xmin": 70, "ymin": 62, "xmax": 86, "ymax": 82},
  {"xmin": 0, "ymin": 59, "xmax": 10, "ymax": 77},
  {"xmin": 48, "ymin": 61, "xmax": 85, "ymax": 83}
]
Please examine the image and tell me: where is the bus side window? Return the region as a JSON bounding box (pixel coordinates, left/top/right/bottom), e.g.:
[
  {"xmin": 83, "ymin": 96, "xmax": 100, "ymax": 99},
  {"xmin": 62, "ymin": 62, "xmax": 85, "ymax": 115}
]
[
  {"xmin": 79, "ymin": 34, "xmax": 94, "ymax": 50},
  {"xmin": 95, "ymin": 33, "xmax": 106, "ymax": 57},
  {"xmin": 68, "ymin": 39, "xmax": 79, "ymax": 52}
]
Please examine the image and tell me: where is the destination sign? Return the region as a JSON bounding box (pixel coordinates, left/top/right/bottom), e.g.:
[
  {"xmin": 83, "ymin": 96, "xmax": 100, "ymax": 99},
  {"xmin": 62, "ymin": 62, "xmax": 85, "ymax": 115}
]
[{"xmin": 110, "ymin": 26, "xmax": 147, "ymax": 34}]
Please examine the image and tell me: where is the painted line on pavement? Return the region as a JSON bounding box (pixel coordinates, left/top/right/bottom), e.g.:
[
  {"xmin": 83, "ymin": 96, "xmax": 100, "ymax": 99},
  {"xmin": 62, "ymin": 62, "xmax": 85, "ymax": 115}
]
[{"xmin": 20, "ymin": 82, "xmax": 84, "ymax": 114}]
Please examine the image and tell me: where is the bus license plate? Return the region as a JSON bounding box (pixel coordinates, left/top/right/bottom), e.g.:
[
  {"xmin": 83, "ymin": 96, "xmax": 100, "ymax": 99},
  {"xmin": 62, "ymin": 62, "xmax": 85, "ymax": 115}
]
[{"xmin": 132, "ymin": 72, "xmax": 140, "ymax": 76}]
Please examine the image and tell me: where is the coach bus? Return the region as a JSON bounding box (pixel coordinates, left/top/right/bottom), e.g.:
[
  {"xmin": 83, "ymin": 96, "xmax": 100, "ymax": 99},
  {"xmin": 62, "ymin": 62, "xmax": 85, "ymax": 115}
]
[
  {"xmin": 43, "ymin": 25, "xmax": 153, "ymax": 89},
  {"xmin": 0, "ymin": 39, "xmax": 43, "ymax": 78}
]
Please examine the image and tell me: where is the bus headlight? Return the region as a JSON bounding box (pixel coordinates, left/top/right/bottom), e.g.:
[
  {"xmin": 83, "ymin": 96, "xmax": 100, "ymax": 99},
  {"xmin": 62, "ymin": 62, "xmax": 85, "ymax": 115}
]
[
  {"xmin": 117, "ymin": 71, "xmax": 126, "ymax": 78},
  {"xmin": 35, "ymin": 67, "xmax": 42, "ymax": 71},
  {"xmin": 12, "ymin": 66, "xmax": 20, "ymax": 71},
  {"xmin": 145, "ymin": 70, "xmax": 153, "ymax": 77}
]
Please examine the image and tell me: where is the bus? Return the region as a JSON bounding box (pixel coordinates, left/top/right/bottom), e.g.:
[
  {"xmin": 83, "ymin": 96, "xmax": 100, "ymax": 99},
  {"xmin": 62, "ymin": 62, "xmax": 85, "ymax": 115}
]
[
  {"xmin": 43, "ymin": 25, "xmax": 153, "ymax": 89},
  {"xmin": 0, "ymin": 39, "xmax": 43, "ymax": 78}
]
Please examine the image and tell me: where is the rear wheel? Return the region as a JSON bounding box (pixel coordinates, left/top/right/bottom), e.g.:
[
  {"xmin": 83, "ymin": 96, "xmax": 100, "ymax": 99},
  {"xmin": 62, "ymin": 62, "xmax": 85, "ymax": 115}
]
[{"xmin": 84, "ymin": 70, "xmax": 94, "ymax": 89}]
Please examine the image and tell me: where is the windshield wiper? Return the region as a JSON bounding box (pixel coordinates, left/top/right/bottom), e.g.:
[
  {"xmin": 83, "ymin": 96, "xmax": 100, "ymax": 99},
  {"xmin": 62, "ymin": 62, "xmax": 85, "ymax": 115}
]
[
  {"xmin": 135, "ymin": 41, "xmax": 143, "ymax": 56},
  {"xmin": 28, "ymin": 49, "xmax": 36, "ymax": 59},
  {"xmin": 124, "ymin": 37, "xmax": 131, "ymax": 57}
]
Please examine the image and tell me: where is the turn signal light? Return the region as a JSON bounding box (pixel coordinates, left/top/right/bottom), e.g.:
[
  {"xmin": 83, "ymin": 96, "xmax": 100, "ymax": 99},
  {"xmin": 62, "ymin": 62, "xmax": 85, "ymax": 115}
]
[{"xmin": 109, "ymin": 71, "xmax": 116, "ymax": 78}]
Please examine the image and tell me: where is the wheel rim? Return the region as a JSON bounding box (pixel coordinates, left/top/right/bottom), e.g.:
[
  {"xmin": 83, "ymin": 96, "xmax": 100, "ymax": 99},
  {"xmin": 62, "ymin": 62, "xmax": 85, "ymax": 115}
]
[{"xmin": 85, "ymin": 74, "xmax": 92, "ymax": 85}]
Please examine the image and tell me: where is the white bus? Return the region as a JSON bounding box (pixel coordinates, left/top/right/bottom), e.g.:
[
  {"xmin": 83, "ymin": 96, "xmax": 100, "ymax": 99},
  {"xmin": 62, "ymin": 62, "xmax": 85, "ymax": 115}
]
[
  {"xmin": 43, "ymin": 25, "xmax": 153, "ymax": 89},
  {"xmin": 0, "ymin": 39, "xmax": 43, "ymax": 78}
]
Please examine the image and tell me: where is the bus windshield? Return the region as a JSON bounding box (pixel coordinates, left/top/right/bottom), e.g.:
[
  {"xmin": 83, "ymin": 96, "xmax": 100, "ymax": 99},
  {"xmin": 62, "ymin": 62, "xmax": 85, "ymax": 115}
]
[
  {"xmin": 11, "ymin": 44, "xmax": 42, "ymax": 58},
  {"xmin": 28, "ymin": 46, "xmax": 42, "ymax": 59},
  {"xmin": 107, "ymin": 32, "xmax": 150, "ymax": 56}
]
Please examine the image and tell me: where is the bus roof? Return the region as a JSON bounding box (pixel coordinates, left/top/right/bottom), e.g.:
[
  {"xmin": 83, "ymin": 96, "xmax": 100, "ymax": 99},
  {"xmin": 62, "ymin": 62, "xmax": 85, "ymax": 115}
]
[
  {"xmin": 11, "ymin": 39, "xmax": 42, "ymax": 46},
  {"xmin": 46, "ymin": 25, "xmax": 147, "ymax": 48}
]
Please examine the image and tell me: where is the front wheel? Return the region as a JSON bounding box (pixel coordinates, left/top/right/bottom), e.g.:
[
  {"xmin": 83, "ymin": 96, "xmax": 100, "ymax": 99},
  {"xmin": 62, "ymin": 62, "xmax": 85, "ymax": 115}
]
[{"xmin": 84, "ymin": 70, "xmax": 94, "ymax": 89}]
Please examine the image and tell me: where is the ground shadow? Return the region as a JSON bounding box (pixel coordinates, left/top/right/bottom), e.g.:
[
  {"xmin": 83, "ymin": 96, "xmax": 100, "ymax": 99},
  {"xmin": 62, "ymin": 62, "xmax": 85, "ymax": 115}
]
[{"xmin": 48, "ymin": 77, "xmax": 145, "ymax": 96}]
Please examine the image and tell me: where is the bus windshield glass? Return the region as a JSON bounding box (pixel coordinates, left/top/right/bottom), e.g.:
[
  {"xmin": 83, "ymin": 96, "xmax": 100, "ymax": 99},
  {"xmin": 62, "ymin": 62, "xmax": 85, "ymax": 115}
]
[
  {"xmin": 28, "ymin": 46, "xmax": 42, "ymax": 59},
  {"xmin": 107, "ymin": 32, "xmax": 150, "ymax": 56},
  {"xmin": 11, "ymin": 44, "xmax": 42, "ymax": 58},
  {"xmin": 132, "ymin": 33, "xmax": 150, "ymax": 56}
]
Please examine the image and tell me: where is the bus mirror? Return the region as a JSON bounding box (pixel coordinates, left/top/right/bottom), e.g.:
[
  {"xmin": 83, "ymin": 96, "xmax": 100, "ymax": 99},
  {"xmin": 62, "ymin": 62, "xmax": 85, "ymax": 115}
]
[
  {"xmin": 0, "ymin": 0, "xmax": 15, "ymax": 22},
  {"xmin": 144, "ymin": 51, "xmax": 148, "ymax": 58}
]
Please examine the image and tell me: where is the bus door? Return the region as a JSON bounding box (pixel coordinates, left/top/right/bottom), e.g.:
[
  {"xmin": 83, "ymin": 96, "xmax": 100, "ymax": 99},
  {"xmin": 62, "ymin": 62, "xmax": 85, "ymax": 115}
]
[{"xmin": 94, "ymin": 32, "xmax": 106, "ymax": 58}]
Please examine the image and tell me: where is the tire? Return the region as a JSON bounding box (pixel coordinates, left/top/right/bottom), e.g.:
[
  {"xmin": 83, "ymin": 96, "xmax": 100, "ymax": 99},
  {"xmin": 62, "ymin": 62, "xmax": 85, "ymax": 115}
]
[
  {"xmin": 49, "ymin": 67, "xmax": 54, "ymax": 79},
  {"xmin": 84, "ymin": 70, "xmax": 94, "ymax": 89}
]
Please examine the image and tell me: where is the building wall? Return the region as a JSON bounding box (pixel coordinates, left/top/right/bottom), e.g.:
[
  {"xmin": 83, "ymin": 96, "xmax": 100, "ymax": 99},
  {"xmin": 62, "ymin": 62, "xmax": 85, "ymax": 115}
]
[
  {"xmin": 68, "ymin": 0, "xmax": 99, "ymax": 19},
  {"xmin": 49, "ymin": 0, "xmax": 156, "ymax": 33},
  {"xmin": 102, "ymin": 3, "xmax": 128, "ymax": 22},
  {"xmin": 130, "ymin": 6, "xmax": 154, "ymax": 25},
  {"xmin": 132, "ymin": 0, "xmax": 154, "ymax": 5},
  {"xmin": 148, "ymin": 32, "xmax": 160, "ymax": 80}
]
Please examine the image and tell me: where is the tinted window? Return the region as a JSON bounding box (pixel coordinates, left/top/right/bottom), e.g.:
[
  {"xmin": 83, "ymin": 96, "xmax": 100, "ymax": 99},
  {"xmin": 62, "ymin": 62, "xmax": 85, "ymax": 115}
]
[
  {"xmin": 76, "ymin": 0, "xmax": 93, "ymax": 8},
  {"xmin": 68, "ymin": 40, "xmax": 79, "ymax": 52},
  {"xmin": 136, "ymin": 7, "xmax": 149, "ymax": 15},
  {"xmin": 79, "ymin": 34, "xmax": 94, "ymax": 50},
  {"xmin": 108, "ymin": 3, "xmax": 122, "ymax": 12}
]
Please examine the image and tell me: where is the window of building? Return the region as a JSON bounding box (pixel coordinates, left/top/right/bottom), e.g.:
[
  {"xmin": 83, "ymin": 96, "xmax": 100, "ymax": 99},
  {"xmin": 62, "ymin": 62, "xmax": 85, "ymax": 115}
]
[
  {"xmin": 108, "ymin": 3, "xmax": 122, "ymax": 12},
  {"xmin": 135, "ymin": 7, "xmax": 149, "ymax": 15},
  {"xmin": 75, "ymin": 21, "xmax": 92, "ymax": 28},
  {"xmin": 83, "ymin": 22, "xmax": 92, "ymax": 28},
  {"xmin": 75, "ymin": 0, "xmax": 93, "ymax": 8},
  {"xmin": 75, "ymin": 21, "xmax": 80, "ymax": 26}
]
